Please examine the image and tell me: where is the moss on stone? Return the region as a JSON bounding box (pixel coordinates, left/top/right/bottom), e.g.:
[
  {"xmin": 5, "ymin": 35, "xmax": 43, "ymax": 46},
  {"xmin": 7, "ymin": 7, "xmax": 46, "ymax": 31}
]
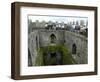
[{"xmin": 35, "ymin": 44, "xmax": 76, "ymax": 66}]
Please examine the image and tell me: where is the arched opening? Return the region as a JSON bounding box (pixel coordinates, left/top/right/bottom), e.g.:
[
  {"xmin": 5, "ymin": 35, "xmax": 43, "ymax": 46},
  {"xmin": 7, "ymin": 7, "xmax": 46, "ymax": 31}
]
[
  {"xmin": 72, "ymin": 43, "xmax": 77, "ymax": 54},
  {"xmin": 28, "ymin": 49, "xmax": 32, "ymax": 66},
  {"xmin": 36, "ymin": 36, "xmax": 38, "ymax": 49},
  {"xmin": 43, "ymin": 51, "xmax": 62, "ymax": 65},
  {"xmin": 50, "ymin": 52, "xmax": 57, "ymax": 65},
  {"xmin": 50, "ymin": 34, "xmax": 56, "ymax": 43}
]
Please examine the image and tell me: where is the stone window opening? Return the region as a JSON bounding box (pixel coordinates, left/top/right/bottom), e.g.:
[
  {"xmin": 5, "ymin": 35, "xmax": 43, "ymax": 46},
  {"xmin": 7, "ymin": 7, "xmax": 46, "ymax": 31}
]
[
  {"xmin": 72, "ymin": 43, "xmax": 77, "ymax": 54},
  {"xmin": 50, "ymin": 34, "xmax": 56, "ymax": 43},
  {"xmin": 36, "ymin": 36, "xmax": 38, "ymax": 49}
]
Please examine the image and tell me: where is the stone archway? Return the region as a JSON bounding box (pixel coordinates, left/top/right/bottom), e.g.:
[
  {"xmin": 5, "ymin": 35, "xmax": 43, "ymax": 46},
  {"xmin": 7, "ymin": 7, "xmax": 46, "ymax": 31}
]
[
  {"xmin": 43, "ymin": 50, "xmax": 62, "ymax": 65},
  {"xmin": 50, "ymin": 33, "xmax": 57, "ymax": 43}
]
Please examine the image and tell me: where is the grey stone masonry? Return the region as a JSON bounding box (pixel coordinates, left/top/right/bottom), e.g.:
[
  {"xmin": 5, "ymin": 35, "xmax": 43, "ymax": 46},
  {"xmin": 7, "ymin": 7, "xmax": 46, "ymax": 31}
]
[{"xmin": 28, "ymin": 29, "xmax": 87, "ymax": 65}]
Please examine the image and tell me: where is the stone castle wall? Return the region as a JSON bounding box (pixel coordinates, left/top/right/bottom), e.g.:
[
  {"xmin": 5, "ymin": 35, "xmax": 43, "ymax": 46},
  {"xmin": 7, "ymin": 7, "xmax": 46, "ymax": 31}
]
[
  {"xmin": 28, "ymin": 29, "xmax": 87, "ymax": 65},
  {"xmin": 64, "ymin": 31, "xmax": 87, "ymax": 64}
]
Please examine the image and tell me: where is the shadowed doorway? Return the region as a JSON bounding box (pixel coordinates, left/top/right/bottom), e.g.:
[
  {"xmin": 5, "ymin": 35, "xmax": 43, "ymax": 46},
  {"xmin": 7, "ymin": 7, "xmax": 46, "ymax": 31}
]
[{"xmin": 43, "ymin": 51, "xmax": 62, "ymax": 65}]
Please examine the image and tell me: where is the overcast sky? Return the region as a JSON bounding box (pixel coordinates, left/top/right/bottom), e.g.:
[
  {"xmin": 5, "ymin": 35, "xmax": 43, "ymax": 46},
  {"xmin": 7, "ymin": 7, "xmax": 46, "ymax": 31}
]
[{"xmin": 28, "ymin": 15, "xmax": 88, "ymax": 24}]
